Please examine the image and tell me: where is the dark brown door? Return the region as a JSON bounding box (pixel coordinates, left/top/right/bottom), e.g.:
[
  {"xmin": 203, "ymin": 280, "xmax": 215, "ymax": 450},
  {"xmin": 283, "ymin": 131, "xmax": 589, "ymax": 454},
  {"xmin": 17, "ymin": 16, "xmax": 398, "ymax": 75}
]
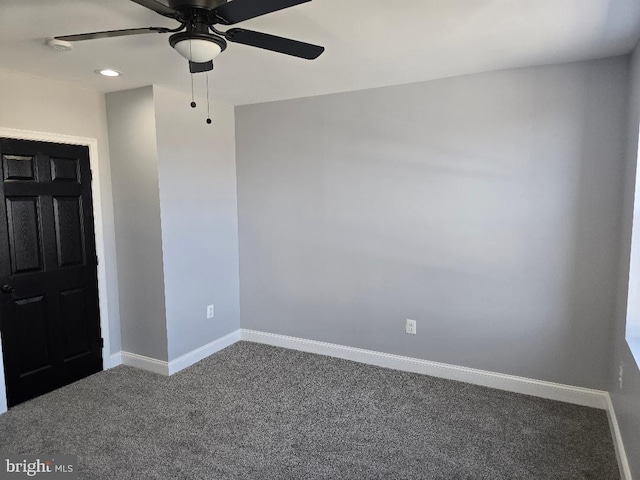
[{"xmin": 0, "ymin": 138, "xmax": 102, "ymax": 407}]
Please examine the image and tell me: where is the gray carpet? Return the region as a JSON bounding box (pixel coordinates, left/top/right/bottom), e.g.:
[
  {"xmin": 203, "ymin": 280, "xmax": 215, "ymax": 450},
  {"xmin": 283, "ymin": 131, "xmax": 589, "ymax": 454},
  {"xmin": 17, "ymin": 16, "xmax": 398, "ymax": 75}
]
[{"xmin": 0, "ymin": 342, "xmax": 619, "ymax": 479}]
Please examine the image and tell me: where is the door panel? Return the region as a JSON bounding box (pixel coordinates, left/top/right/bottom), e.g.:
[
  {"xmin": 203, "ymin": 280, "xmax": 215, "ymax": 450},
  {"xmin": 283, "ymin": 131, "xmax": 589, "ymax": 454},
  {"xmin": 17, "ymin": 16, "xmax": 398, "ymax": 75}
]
[
  {"xmin": 59, "ymin": 287, "xmax": 91, "ymax": 360},
  {"xmin": 3, "ymin": 155, "xmax": 36, "ymax": 181},
  {"xmin": 0, "ymin": 138, "xmax": 102, "ymax": 407},
  {"xmin": 50, "ymin": 157, "xmax": 79, "ymax": 183},
  {"xmin": 14, "ymin": 294, "xmax": 51, "ymax": 376},
  {"xmin": 6, "ymin": 197, "xmax": 43, "ymax": 274},
  {"xmin": 53, "ymin": 196, "xmax": 85, "ymax": 267}
]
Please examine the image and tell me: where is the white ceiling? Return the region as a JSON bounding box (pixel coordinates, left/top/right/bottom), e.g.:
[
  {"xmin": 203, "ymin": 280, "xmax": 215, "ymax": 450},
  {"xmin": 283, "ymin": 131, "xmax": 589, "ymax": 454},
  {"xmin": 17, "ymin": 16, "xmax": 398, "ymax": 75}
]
[{"xmin": 0, "ymin": 0, "xmax": 639, "ymax": 105}]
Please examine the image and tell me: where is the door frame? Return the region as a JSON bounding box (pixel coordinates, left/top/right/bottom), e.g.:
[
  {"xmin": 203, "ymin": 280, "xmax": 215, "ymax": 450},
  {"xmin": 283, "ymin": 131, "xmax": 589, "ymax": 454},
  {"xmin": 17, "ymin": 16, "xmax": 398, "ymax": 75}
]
[{"xmin": 0, "ymin": 127, "xmax": 112, "ymax": 414}]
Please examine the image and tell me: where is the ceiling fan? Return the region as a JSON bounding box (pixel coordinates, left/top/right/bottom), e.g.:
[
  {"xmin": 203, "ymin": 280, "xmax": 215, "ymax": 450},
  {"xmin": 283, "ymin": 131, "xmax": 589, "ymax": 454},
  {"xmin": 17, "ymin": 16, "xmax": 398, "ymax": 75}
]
[{"xmin": 54, "ymin": 0, "xmax": 325, "ymax": 74}]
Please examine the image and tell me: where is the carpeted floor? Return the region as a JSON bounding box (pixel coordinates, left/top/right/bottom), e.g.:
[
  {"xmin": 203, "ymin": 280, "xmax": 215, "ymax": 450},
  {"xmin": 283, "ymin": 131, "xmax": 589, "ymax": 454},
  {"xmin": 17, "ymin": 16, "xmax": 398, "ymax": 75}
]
[{"xmin": 0, "ymin": 342, "xmax": 619, "ymax": 479}]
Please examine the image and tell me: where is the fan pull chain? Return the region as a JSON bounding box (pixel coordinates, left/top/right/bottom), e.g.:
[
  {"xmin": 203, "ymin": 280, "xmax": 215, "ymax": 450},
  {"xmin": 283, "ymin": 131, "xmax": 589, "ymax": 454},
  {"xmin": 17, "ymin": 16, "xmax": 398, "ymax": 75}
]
[
  {"xmin": 206, "ymin": 71, "xmax": 212, "ymax": 125},
  {"xmin": 190, "ymin": 72, "xmax": 196, "ymax": 108},
  {"xmin": 190, "ymin": 41, "xmax": 196, "ymax": 108}
]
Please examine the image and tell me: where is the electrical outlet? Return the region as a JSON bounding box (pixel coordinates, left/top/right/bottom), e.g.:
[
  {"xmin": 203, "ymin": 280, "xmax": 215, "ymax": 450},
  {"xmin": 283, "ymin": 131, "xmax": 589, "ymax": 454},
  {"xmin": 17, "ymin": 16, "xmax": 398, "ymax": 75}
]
[
  {"xmin": 619, "ymin": 361, "xmax": 624, "ymax": 389},
  {"xmin": 207, "ymin": 304, "xmax": 214, "ymax": 319},
  {"xmin": 406, "ymin": 319, "xmax": 417, "ymax": 335}
]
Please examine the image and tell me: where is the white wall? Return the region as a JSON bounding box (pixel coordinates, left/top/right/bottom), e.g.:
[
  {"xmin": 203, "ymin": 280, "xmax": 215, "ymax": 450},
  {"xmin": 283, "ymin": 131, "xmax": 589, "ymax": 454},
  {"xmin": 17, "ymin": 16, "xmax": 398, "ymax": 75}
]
[
  {"xmin": 106, "ymin": 87, "xmax": 169, "ymax": 361},
  {"xmin": 235, "ymin": 57, "xmax": 628, "ymax": 390},
  {"xmin": 154, "ymin": 86, "xmax": 240, "ymax": 361},
  {"xmin": 611, "ymin": 43, "xmax": 640, "ymax": 478}
]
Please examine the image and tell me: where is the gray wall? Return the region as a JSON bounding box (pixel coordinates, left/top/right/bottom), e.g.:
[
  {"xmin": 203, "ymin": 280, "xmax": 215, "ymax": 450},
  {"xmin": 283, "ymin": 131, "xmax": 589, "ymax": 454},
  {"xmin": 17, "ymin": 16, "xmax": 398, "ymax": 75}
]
[
  {"xmin": 106, "ymin": 85, "xmax": 240, "ymax": 363},
  {"xmin": 154, "ymin": 86, "xmax": 240, "ymax": 361},
  {"xmin": 106, "ymin": 87, "xmax": 169, "ymax": 361},
  {"xmin": 611, "ymin": 43, "xmax": 640, "ymax": 476},
  {"xmin": 236, "ymin": 57, "xmax": 628, "ymax": 390}
]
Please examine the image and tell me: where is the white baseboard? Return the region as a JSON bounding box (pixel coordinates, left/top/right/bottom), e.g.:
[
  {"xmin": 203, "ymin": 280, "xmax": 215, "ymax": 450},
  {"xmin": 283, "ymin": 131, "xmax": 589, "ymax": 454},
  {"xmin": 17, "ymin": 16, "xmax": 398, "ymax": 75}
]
[
  {"xmin": 120, "ymin": 351, "xmax": 169, "ymax": 376},
  {"xmin": 168, "ymin": 330, "xmax": 241, "ymax": 375},
  {"xmin": 108, "ymin": 352, "xmax": 122, "ymax": 369},
  {"xmin": 240, "ymin": 329, "xmax": 609, "ymax": 410},
  {"xmin": 606, "ymin": 394, "xmax": 633, "ymax": 480},
  {"xmin": 118, "ymin": 330, "xmax": 241, "ymax": 377}
]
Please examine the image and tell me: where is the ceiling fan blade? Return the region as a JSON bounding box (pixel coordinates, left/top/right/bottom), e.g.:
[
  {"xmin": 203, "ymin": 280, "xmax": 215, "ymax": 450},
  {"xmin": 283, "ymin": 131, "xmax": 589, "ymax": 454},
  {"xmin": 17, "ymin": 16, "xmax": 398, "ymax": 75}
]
[
  {"xmin": 214, "ymin": 0, "xmax": 311, "ymax": 25},
  {"xmin": 226, "ymin": 28, "xmax": 324, "ymax": 59},
  {"xmin": 55, "ymin": 27, "xmax": 172, "ymax": 42},
  {"xmin": 130, "ymin": 0, "xmax": 182, "ymax": 20}
]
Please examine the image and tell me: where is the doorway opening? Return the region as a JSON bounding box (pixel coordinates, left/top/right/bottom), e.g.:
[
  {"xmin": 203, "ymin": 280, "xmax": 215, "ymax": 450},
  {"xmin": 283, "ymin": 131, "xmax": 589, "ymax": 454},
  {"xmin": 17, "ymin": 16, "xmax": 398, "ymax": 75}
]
[{"xmin": 0, "ymin": 129, "xmax": 112, "ymax": 412}]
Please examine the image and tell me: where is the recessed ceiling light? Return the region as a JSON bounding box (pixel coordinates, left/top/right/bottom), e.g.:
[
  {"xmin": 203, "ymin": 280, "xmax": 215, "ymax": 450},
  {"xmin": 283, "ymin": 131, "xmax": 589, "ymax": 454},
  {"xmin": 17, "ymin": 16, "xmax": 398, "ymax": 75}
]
[{"xmin": 96, "ymin": 69, "xmax": 122, "ymax": 77}]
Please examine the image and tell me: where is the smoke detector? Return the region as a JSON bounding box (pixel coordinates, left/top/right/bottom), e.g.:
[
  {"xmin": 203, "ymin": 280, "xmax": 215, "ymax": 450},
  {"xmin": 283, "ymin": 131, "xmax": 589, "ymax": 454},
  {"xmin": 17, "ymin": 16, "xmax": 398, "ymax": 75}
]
[{"xmin": 46, "ymin": 38, "xmax": 73, "ymax": 52}]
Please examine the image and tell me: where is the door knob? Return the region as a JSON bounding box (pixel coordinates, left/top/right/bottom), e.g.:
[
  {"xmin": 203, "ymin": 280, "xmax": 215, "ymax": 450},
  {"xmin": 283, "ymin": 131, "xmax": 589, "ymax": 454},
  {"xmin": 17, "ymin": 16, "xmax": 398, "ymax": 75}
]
[{"xmin": 1, "ymin": 284, "xmax": 14, "ymax": 294}]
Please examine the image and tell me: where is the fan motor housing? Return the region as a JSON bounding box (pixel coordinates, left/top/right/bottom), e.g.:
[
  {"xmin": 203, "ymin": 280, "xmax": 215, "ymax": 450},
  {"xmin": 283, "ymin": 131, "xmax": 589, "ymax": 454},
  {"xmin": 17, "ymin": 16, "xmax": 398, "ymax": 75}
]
[{"xmin": 168, "ymin": 0, "xmax": 226, "ymax": 10}]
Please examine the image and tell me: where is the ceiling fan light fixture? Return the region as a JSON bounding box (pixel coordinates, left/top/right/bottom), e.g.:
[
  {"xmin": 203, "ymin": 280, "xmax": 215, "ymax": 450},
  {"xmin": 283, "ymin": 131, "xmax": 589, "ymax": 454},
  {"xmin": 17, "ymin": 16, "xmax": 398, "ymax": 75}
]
[{"xmin": 169, "ymin": 32, "xmax": 226, "ymax": 63}]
